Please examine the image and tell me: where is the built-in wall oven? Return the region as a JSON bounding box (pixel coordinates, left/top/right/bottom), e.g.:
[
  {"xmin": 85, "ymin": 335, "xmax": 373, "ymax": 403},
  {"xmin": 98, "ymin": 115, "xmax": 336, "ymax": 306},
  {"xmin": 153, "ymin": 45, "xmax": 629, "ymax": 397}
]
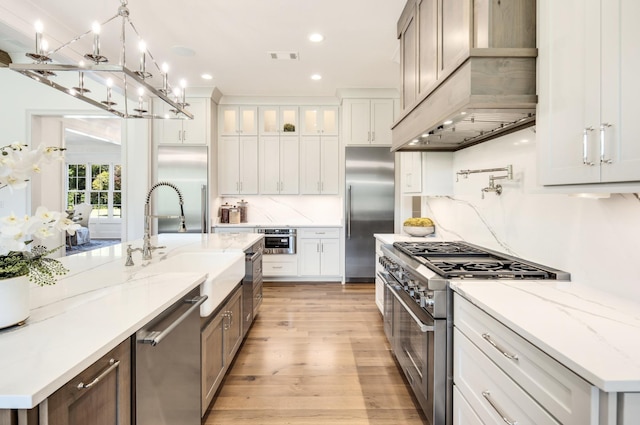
[
  {"xmin": 257, "ymin": 228, "xmax": 296, "ymax": 254},
  {"xmin": 379, "ymin": 241, "xmax": 571, "ymax": 425}
]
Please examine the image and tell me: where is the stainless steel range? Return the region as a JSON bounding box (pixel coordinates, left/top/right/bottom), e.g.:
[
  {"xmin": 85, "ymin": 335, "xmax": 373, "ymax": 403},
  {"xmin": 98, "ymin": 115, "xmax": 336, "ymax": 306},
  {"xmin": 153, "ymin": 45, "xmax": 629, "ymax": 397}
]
[{"xmin": 378, "ymin": 241, "xmax": 570, "ymax": 425}]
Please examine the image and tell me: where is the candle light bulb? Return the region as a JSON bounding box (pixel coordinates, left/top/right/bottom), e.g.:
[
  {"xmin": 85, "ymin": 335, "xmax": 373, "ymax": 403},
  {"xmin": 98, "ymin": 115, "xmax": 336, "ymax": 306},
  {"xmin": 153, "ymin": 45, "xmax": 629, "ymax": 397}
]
[
  {"xmin": 179, "ymin": 79, "xmax": 187, "ymax": 105},
  {"xmin": 137, "ymin": 87, "xmax": 145, "ymax": 97},
  {"xmin": 138, "ymin": 40, "xmax": 146, "ymax": 53},
  {"xmin": 79, "ymin": 60, "xmax": 85, "ymax": 68},
  {"xmin": 106, "ymin": 78, "xmax": 113, "ymax": 88},
  {"xmin": 92, "ymin": 21, "xmax": 101, "ymax": 34},
  {"xmin": 34, "ymin": 20, "xmax": 44, "ymax": 56},
  {"xmin": 162, "ymin": 63, "xmax": 169, "ymax": 74}
]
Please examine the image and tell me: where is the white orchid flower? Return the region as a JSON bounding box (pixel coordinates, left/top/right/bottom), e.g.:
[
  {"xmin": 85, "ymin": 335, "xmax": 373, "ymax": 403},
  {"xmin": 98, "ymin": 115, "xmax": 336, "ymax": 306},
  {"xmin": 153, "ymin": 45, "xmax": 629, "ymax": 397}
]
[
  {"xmin": 34, "ymin": 206, "xmax": 61, "ymax": 224},
  {"xmin": 57, "ymin": 217, "xmax": 81, "ymax": 235}
]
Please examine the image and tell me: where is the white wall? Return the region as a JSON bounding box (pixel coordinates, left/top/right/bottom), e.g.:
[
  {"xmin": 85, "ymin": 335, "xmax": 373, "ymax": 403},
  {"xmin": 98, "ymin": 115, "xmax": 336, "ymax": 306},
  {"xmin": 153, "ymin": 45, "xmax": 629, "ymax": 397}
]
[
  {"xmin": 421, "ymin": 128, "xmax": 640, "ymax": 301},
  {"xmin": 0, "ymin": 68, "xmax": 151, "ymax": 240}
]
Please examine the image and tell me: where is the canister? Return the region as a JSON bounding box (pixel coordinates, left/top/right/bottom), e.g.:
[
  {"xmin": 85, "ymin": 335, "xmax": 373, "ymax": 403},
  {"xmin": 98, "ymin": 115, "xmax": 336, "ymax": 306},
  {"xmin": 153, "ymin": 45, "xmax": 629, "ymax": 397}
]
[
  {"xmin": 220, "ymin": 203, "xmax": 231, "ymax": 223},
  {"xmin": 228, "ymin": 207, "xmax": 241, "ymax": 224},
  {"xmin": 238, "ymin": 199, "xmax": 248, "ymax": 223}
]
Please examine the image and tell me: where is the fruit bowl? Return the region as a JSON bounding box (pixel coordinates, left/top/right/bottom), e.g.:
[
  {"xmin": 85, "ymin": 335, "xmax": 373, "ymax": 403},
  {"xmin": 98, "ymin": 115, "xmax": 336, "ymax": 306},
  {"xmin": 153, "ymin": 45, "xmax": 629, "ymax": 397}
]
[{"xmin": 403, "ymin": 225, "xmax": 435, "ymax": 237}]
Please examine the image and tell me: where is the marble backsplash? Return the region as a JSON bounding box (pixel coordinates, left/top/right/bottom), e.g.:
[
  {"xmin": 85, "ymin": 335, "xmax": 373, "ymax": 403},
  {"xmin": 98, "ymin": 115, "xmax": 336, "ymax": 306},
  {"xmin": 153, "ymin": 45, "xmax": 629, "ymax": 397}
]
[
  {"xmin": 421, "ymin": 128, "xmax": 640, "ymax": 301},
  {"xmin": 214, "ymin": 195, "xmax": 343, "ymax": 225}
]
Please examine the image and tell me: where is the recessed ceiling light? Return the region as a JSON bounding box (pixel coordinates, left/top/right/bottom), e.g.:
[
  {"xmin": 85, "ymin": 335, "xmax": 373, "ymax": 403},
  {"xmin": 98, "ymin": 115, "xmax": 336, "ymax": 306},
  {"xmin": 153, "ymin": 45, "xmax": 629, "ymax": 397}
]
[
  {"xmin": 171, "ymin": 45, "xmax": 196, "ymax": 57},
  {"xmin": 201, "ymin": 73, "xmax": 213, "ymax": 80},
  {"xmin": 309, "ymin": 33, "xmax": 324, "ymax": 42},
  {"xmin": 311, "ymin": 74, "xmax": 322, "ymax": 80},
  {"xmin": 443, "ymin": 120, "xmax": 453, "ymax": 125}
]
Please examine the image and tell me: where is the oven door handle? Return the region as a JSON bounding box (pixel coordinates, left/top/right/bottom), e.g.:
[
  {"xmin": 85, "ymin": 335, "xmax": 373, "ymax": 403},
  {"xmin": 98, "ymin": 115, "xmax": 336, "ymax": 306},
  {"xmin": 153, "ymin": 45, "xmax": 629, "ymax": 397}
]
[{"xmin": 383, "ymin": 279, "xmax": 434, "ymax": 333}]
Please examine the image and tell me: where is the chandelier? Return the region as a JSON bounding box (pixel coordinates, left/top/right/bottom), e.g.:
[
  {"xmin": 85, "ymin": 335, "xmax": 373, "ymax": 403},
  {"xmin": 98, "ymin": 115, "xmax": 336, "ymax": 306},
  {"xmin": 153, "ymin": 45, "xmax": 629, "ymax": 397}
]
[{"xmin": 9, "ymin": 0, "xmax": 193, "ymax": 120}]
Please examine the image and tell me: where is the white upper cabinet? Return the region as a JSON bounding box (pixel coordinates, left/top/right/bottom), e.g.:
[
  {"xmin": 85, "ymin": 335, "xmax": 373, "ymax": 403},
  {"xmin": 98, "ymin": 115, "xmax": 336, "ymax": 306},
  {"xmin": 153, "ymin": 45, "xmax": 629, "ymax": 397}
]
[
  {"xmin": 342, "ymin": 99, "xmax": 394, "ymax": 146},
  {"xmin": 218, "ymin": 136, "xmax": 259, "ymax": 195},
  {"xmin": 219, "ymin": 106, "xmax": 258, "ymax": 136},
  {"xmin": 259, "ymin": 106, "xmax": 299, "ymax": 135},
  {"xmin": 300, "ymin": 106, "xmax": 339, "ymax": 136},
  {"xmin": 299, "ymin": 136, "xmax": 339, "ymax": 195},
  {"xmin": 154, "ymin": 97, "xmax": 210, "ymax": 145},
  {"xmin": 538, "ymin": 0, "xmax": 640, "ymax": 185},
  {"xmin": 259, "ymin": 135, "xmax": 299, "ymax": 195}
]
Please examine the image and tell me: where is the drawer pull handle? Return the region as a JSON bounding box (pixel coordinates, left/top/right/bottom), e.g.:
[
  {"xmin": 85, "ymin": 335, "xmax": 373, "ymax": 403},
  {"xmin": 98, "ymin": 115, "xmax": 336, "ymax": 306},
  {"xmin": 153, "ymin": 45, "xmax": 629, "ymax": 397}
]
[
  {"xmin": 482, "ymin": 333, "xmax": 519, "ymax": 361},
  {"xmin": 482, "ymin": 390, "xmax": 518, "ymax": 425},
  {"xmin": 77, "ymin": 359, "xmax": 120, "ymax": 390}
]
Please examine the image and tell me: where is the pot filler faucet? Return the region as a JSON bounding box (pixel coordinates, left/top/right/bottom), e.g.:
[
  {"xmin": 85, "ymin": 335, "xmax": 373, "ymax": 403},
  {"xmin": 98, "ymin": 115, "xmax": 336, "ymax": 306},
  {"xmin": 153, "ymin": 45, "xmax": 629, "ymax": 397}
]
[{"xmin": 126, "ymin": 181, "xmax": 187, "ymax": 266}]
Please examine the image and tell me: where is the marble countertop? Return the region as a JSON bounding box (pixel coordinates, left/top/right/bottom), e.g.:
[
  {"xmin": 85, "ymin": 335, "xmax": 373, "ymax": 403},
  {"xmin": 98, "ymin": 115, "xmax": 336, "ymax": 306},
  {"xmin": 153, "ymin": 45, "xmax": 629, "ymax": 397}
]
[
  {"xmin": 450, "ymin": 280, "xmax": 640, "ymax": 392},
  {"xmin": 0, "ymin": 233, "xmax": 262, "ymax": 409}
]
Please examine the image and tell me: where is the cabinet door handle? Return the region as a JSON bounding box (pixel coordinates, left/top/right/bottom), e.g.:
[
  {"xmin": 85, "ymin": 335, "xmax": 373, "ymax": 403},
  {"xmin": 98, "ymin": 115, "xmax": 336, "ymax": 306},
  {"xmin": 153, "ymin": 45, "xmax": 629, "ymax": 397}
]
[
  {"xmin": 77, "ymin": 358, "xmax": 120, "ymax": 390},
  {"xmin": 583, "ymin": 127, "xmax": 595, "ymax": 166},
  {"xmin": 482, "ymin": 333, "xmax": 519, "ymax": 360},
  {"xmin": 317, "ymin": 243, "xmax": 320, "ymax": 253},
  {"xmin": 178, "ymin": 130, "xmax": 182, "ymax": 142},
  {"xmin": 600, "ymin": 123, "xmax": 613, "ymax": 164},
  {"xmin": 372, "ymin": 131, "xmax": 375, "ymax": 141},
  {"xmin": 183, "ymin": 130, "xmax": 187, "ymax": 141},
  {"xmin": 368, "ymin": 131, "xmax": 371, "ymax": 141},
  {"xmin": 482, "ymin": 391, "xmax": 518, "ymax": 425}
]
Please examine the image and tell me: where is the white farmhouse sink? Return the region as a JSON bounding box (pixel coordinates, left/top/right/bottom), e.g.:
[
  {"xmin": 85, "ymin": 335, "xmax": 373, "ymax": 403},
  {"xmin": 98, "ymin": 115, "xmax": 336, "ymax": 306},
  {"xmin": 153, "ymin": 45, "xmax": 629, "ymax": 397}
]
[{"xmin": 141, "ymin": 251, "xmax": 245, "ymax": 317}]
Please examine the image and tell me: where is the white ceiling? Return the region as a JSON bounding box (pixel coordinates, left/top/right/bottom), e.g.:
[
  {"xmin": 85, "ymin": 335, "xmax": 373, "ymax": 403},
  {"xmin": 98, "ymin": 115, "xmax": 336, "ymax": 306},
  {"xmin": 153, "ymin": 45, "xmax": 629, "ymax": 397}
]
[{"xmin": 0, "ymin": 0, "xmax": 405, "ymax": 97}]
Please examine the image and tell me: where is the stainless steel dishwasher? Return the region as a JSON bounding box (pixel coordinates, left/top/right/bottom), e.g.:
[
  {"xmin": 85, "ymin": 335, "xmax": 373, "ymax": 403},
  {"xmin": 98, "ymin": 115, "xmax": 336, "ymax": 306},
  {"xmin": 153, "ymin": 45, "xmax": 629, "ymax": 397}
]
[{"xmin": 136, "ymin": 287, "xmax": 207, "ymax": 425}]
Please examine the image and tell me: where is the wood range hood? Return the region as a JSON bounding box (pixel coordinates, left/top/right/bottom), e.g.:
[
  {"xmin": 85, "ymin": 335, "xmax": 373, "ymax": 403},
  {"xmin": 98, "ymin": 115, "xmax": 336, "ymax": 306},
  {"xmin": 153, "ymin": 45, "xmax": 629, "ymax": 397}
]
[{"xmin": 391, "ymin": 0, "xmax": 537, "ymax": 152}]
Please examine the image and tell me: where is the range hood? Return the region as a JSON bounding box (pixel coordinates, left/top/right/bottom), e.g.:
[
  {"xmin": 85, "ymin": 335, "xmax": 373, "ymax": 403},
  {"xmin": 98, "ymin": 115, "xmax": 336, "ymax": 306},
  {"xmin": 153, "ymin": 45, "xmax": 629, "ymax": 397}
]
[{"xmin": 392, "ymin": 51, "xmax": 537, "ymax": 152}]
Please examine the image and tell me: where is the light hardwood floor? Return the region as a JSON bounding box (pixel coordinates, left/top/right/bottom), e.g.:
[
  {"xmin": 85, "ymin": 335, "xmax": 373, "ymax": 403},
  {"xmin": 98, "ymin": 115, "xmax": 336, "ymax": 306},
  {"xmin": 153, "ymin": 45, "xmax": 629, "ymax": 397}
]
[{"xmin": 203, "ymin": 282, "xmax": 427, "ymax": 425}]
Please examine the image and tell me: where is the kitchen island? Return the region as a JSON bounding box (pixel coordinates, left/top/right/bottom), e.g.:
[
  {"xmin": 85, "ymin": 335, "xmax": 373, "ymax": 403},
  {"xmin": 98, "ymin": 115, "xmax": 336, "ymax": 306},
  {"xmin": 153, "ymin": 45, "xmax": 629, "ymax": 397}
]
[{"xmin": 0, "ymin": 233, "xmax": 261, "ymax": 415}]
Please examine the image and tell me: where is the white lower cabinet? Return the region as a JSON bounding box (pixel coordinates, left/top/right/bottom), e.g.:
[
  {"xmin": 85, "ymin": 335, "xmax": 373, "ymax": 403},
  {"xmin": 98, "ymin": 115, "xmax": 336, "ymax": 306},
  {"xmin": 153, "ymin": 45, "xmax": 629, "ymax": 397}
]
[
  {"xmin": 454, "ymin": 328, "xmax": 560, "ymax": 425},
  {"xmin": 262, "ymin": 254, "xmax": 298, "ymax": 277},
  {"xmin": 453, "ymin": 385, "xmax": 485, "ymax": 425},
  {"xmin": 298, "ymin": 228, "xmax": 341, "ymax": 277},
  {"xmin": 453, "ymin": 294, "xmax": 597, "ymax": 425}
]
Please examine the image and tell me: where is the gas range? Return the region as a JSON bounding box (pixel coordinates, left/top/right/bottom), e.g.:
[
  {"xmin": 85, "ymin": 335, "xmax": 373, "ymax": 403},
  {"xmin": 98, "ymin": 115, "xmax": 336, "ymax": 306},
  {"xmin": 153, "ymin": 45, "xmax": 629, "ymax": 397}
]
[
  {"xmin": 378, "ymin": 240, "xmax": 570, "ymax": 425},
  {"xmin": 379, "ymin": 241, "xmax": 570, "ymax": 319}
]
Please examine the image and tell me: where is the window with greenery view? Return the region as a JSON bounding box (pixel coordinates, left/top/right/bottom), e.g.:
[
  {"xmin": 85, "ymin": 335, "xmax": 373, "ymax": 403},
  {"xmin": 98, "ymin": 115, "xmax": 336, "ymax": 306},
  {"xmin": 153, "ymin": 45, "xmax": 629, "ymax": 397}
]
[{"xmin": 67, "ymin": 163, "xmax": 122, "ymax": 219}]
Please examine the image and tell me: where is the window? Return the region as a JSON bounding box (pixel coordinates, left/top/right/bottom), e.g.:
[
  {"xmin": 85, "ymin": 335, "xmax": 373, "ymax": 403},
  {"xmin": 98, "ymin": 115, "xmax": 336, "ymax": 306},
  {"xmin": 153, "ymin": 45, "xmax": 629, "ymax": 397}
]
[{"xmin": 66, "ymin": 163, "xmax": 123, "ymax": 219}]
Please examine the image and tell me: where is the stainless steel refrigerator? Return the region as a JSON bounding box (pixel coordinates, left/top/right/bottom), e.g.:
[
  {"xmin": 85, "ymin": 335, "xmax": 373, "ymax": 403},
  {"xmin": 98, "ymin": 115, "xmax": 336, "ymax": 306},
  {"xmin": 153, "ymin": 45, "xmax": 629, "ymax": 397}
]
[
  {"xmin": 157, "ymin": 145, "xmax": 208, "ymax": 233},
  {"xmin": 345, "ymin": 146, "xmax": 395, "ymax": 282}
]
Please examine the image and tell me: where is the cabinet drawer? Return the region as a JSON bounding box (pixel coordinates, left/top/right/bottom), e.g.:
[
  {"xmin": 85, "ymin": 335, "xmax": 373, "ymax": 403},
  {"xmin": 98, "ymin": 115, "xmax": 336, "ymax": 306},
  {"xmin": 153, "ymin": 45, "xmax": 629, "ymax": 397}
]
[
  {"xmin": 48, "ymin": 339, "xmax": 131, "ymax": 425},
  {"xmin": 298, "ymin": 228, "xmax": 340, "ymax": 238},
  {"xmin": 262, "ymin": 258, "xmax": 298, "ymax": 276},
  {"xmin": 454, "ymin": 328, "xmax": 560, "ymax": 425},
  {"xmin": 454, "ymin": 295, "xmax": 595, "ymax": 425},
  {"xmin": 453, "ymin": 385, "xmax": 485, "ymax": 425}
]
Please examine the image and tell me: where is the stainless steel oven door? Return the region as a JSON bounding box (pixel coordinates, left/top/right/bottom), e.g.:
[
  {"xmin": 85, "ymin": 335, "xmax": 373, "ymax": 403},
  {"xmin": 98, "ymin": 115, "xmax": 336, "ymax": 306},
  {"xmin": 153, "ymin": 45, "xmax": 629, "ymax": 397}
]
[
  {"xmin": 378, "ymin": 271, "xmax": 395, "ymax": 345},
  {"xmin": 388, "ymin": 284, "xmax": 447, "ymax": 425}
]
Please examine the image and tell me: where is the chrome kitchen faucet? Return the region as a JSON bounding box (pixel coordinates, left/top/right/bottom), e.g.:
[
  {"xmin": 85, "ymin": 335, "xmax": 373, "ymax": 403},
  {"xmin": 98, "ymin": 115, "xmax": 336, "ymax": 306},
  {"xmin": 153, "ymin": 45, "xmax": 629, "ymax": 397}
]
[{"xmin": 126, "ymin": 182, "xmax": 186, "ymax": 265}]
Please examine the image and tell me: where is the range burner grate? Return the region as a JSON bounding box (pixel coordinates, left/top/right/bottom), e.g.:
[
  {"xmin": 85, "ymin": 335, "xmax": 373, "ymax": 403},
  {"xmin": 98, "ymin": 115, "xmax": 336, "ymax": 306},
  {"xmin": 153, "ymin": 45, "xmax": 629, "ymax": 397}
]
[
  {"xmin": 428, "ymin": 259, "xmax": 551, "ymax": 279},
  {"xmin": 394, "ymin": 241, "xmax": 488, "ymax": 257}
]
